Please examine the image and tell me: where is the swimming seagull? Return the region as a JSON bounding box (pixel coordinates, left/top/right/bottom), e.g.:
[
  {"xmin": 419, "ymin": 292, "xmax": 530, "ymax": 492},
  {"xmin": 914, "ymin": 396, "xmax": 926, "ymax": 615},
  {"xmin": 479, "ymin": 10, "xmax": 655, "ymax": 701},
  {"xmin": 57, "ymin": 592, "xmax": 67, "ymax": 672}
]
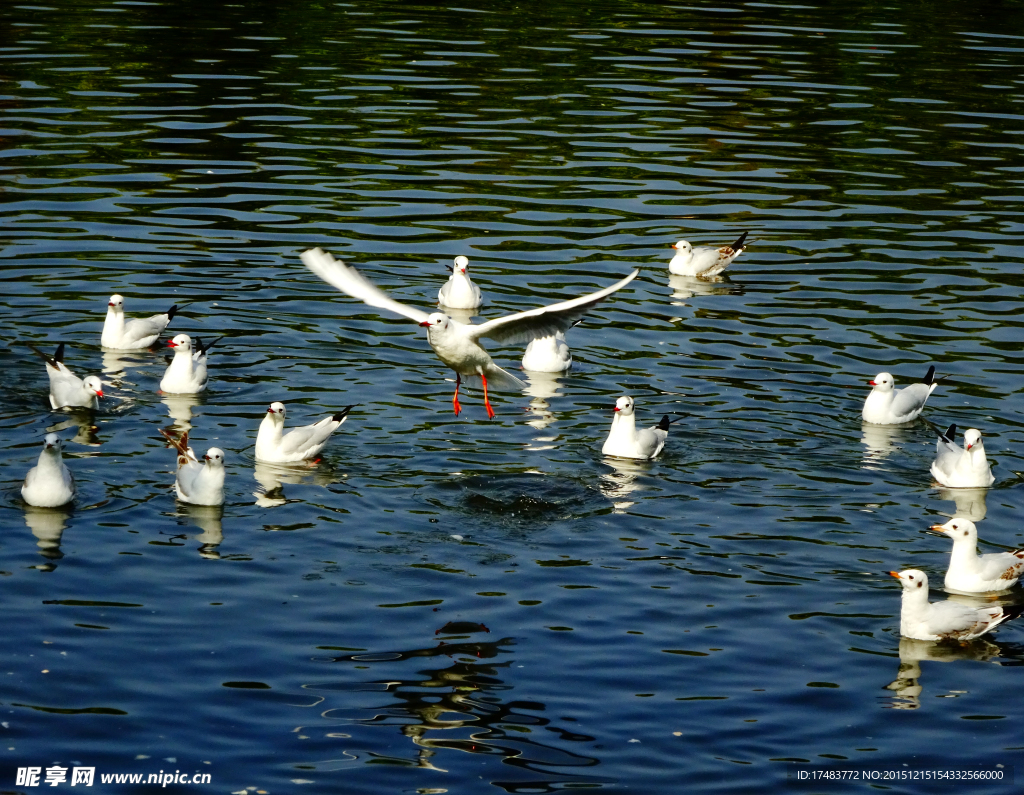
[
  {"xmin": 21, "ymin": 433, "xmax": 76, "ymax": 508},
  {"xmin": 668, "ymin": 231, "xmax": 748, "ymax": 278},
  {"xmin": 862, "ymin": 366, "xmax": 938, "ymax": 424},
  {"xmin": 930, "ymin": 424, "xmax": 994, "ymax": 488},
  {"xmin": 927, "ymin": 518, "xmax": 1024, "ymax": 593},
  {"xmin": 255, "ymin": 402, "xmax": 356, "ymax": 463},
  {"xmin": 300, "ymin": 247, "xmax": 639, "ymax": 418},
  {"xmin": 521, "ymin": 320, "xmax": 583, "ymax": 373},
  {"xmin": 601, "ymin": 396, "xmax": 683, "ymax": 460},
  {"xmin": 102, "ymin": 294, "xmax": 183, "ymax": 350},
  {"xmin": 160, "ymin": 428, "xmax": 225, "ymax": 506},
  {"xmin": 29, "ymin": 343, "xmax": 103, "ymax": 409},
  {"xmin": 438, "ymin": 255, "xmax": 483, "ymax": 310},
  {"xmin": 159, "ymin": 334, "xmax": 222, "ymax": 394},
  {"xmin": 888, "ymin": 569, "xmax": 1024, "ymax": 641}
]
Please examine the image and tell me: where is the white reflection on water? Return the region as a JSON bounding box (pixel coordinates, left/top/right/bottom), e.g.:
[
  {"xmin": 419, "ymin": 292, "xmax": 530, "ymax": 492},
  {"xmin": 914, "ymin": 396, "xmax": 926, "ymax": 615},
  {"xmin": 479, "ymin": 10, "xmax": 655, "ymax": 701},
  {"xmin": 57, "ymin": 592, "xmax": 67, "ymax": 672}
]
[
  {"xmin": 45, "ymin": 408, "xmax": 100, "ymax": 447},
  {"xmin": 522, "ymin": 371, "xmax": 564, "ymax": 433},
  {"xmin": 101, "ymin": 350, "xmax": 148, "ymax": 387},
  {"xmin": 23, "ymin": 505, "xmax": 70, "ymax": 570},
  {"xmin": 860, "ymin": 422, "xmax": 911, "ymax": 468},
  {"xmin": 599, "ymin": 457, "xmax": 650, "ymax": 512},
  {"xmin": 178, "ymin": 503, "xmax": 224, "ymax": 559},
  {"xmin": 884, "ymin": 637, "xmax": 1002, "ymax": 710},
  {"xmin": 667, "ymin": 274, "xmax": 736, "ymax": 304},
  {"xmin": 253, "ymin": 461, "xmax": 339, "ymax": 507},
  {"xmin": 162, "ymin": 393, "xmax": 201, "ymax": 432},
  {"xmin": 933, "ymin": 486, "xmax": 988, "ymax": 522}
]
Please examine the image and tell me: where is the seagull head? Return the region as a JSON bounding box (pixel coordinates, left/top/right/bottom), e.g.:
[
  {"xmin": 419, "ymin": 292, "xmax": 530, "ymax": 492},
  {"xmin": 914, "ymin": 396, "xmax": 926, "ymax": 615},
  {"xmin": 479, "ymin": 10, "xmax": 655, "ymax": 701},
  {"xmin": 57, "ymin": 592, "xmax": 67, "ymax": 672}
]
[
  {"xmin": 83, "ymin": 376, "xmax": 104, "ymax": 398},
  {"xmin": 108, "ymin": 294, "xmax": 125, "ymax": 311},
  {"xmin": 889, "ymin": 568, "xmax": 928, "ymax": 591},
  {"xmin": 43, "ymin": 433, "xmax": 63, "ymax": 452},
  {"xmin": 613, "ymin": 395, "xmax": 635, "ymax": 416},
  {"xmin": 928, "ymin": 517, "xmax": 977, "ymax": 542},
  {"xmin": 963, "ymin": 428, "xmax": 983, "ymax": 452},
  {"xmin": 419, "ymin": 312, "xmax": 450, "ymax": 332},
  {"xmin": 167, "ymin": 333, "xmax": 192, "ymax": 352},
  {"xmin": 453, "ymin": 255, "xmax": 470, "ymax": 274},
  {"xmin": 267, "ymin": 401, "xmax": 286, "ymax": 420},
  {"xmin": 868, "ymin": 372, "xmax": 894, "ymax": 391},
  {"xmin": 671, "ymin": 240, "xmax": 692, "ymax": 256},
  {"xmin": 203, "ymin": 448, "xmax": 225, "ymax": 467}
]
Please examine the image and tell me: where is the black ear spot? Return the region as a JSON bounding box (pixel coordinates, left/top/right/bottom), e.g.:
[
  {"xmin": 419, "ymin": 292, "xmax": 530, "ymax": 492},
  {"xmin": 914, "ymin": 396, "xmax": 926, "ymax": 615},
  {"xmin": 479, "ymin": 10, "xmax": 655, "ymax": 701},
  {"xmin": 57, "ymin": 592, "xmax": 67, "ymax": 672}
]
[{"xmin": 917, "ymin": 582, "xmax": 922, "ymax": 588}]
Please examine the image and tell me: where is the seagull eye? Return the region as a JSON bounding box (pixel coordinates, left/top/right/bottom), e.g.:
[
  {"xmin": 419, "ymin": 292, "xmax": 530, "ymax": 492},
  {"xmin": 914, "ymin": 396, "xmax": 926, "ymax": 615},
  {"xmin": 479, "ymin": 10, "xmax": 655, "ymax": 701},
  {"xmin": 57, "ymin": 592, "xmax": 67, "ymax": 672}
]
[{"xmin": 908, "ymin": 575, "xmax": 914, "ymax": 580}]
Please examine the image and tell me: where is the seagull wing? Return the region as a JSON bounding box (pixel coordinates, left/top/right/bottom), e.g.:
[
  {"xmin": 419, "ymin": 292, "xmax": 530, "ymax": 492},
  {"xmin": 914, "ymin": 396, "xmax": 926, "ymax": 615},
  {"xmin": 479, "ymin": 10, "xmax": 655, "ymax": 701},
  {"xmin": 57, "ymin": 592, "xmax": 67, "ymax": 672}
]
[
  {"xmin": 926, "ymin": 600, "xmax": 988, "ymax": 637},
  {"xmin": 301, "ymin": 247, "xmax": 430, "ymax": 325},
  {"xmin": 979, "ymin": 551, "xmax": 1024, "ymax": 582},
  {"xmin": 890, "ymin": 383, "xmax": 932, "ymax": 418},
  {"xmin": 468, "ymin": 270, "xmax": 638, "ymax": 345},
  {"xmin": 121, "ymin": 313, "xmax": 170, "ymax": 346}
]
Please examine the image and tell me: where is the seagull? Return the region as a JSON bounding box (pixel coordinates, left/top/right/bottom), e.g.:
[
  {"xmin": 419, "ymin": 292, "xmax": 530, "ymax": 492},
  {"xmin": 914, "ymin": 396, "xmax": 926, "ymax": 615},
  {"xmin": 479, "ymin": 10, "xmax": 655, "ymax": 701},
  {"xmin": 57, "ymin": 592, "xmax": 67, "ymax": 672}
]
[
  {"xmin": 300, "ymin": 247, "xmax": 639, "ymax": 418},
  {"xmin": 438, "ymin": 255, "xmax": 482, "ymax": 310},
  {"xmin": 255, "ymin": 402, "xmax": 356, "ymax": 463},
  {"xmin": 927, "ymin": 518, "xmax": 1024, "ymax": 593},
  {"xmin": 888, "ymin": 569, "xmax": 1024, "ymax": 641},
  {"xmin": 29, "ymin": 343, "xmax": 103, "ymax": 409},
  {"xmin": 521, "ymin": 322, "xmax": 581, "ymax": 373},
  {"xmin": 159, "ymin": 334, "xmax": 221, "ymax": 394},
  {"xmin": 862, "ymin": 366, "xmax": 938, "ymax": 424},
  {"xmin": 669, "ymin": 231, "xmax": 748, "ymax": 278},
  {"xmin": 21, "ymin": 433, "xmax": 75, "ymax": 508},
  {"xmin": 160, "ymin": 428, "xmax": 225, "ymax": 506},
  {"xmin": 102, "ymin": 294, "xmax": 183, "ymax": 350},
  {"xmin": 601, "ymin": 396, "xmax": 682, "ymax": 460},
  {"xmin": 930, "ymin": 424, "xmax": 994, "ymax": 488}
]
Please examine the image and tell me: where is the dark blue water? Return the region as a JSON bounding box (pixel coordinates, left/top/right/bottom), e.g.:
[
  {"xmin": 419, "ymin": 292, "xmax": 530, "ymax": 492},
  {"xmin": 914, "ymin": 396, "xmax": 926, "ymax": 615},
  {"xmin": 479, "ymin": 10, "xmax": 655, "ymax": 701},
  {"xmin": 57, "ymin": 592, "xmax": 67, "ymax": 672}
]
[{"xmin": 2, "ymin": 1, "xmax": 1024, "ymax": 792}]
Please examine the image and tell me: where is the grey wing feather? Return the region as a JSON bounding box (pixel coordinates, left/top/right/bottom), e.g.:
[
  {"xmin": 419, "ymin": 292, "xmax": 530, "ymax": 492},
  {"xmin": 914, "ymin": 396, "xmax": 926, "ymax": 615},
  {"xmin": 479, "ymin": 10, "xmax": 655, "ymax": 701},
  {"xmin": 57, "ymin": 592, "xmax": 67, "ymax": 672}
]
[
  {"xmin": 933, "ymin": 438, "xmax": 962, "ymax": 474},
  {"xmin": 636, "ymin": 427, "xmax": 667, "ymax": 459},
  {"xmin": 890, "ymin": 383, "xmax": 934, "ymax": 418},
  {"xmin": 979, "ymin": 552, "xmax": 1024, "ymax": 581},
  {"xmin": 469, "ymin": 270, "xmax": 638, "ymax": 345},
  {"xmin": 278, "ymin": 416, "xmax": 341, "ymax": 456},
  {"xmin": 301, "ymin": 247, "xmax": 430, "ymax": 325},
  {"xmin": 121, "ymin": 314, "xmax": 169, "ymax": 345},
  {"xmin": 928, "ymin": 601, "xmax": 982, "ymax": 635}
]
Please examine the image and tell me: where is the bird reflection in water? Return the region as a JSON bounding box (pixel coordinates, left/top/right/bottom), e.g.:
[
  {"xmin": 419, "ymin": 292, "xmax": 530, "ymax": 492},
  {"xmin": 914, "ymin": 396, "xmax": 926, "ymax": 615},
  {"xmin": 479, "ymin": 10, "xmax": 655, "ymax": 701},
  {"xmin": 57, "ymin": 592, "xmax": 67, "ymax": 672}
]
[
  {"xmin": 46, "ymin": 407, "xmax": 101, "ymax": 447},
  {"xmin": 860, "ymin": 422, "xmax": 911, "ymax": 468},
  {"xmin": 307, "ymin": 623, "xmax": 604, "ymax": 786},
  {"xmin": 933, "ymin": 486, "xmax": 988, "ymax": 523},
  {"xmin": 883, "ymin": 636, "xmax": 1009, "ymax": 710},
  {"xmin": 600, "ymin": 456, "xmax": 650, "ymax": 512},
  {"xmin": 176, "ymin": 503, "xmax": 224, "ymax": 559},
  {"xmin": 101, "ymin": 350, "xmax": 147, "ymax": 389},
  {"xmin": 162, "ymin": 393, "xmax": 202, "ymax": 433},
  {"xmin": 522, "ymin": 371, "xmax": 564, "ymax": 435},
  {"xmin": 667, "ymin": 274, "xmax": 739, "ymax": 305},
  {"xmin": 253, "ymin": 461, "xmax": 340, "ymax": 507},
  {"xmin": 23, "ymin": 505, "xmax": 71, "ymax": 571}
]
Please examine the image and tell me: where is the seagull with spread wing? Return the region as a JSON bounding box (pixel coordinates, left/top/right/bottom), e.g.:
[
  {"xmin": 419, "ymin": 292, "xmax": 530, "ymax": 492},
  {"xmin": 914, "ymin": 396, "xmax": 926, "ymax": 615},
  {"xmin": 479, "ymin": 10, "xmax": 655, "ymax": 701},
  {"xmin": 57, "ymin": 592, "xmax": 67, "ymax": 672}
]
[{"xmin": 300, "ymin": 247, "xmax": 639, "ymax": 418}]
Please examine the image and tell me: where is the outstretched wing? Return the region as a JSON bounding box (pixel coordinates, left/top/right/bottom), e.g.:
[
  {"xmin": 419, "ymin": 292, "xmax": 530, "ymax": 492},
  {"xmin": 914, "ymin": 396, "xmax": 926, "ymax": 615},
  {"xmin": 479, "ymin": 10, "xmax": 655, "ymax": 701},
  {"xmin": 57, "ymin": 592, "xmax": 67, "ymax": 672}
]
[
  {"xmin": 300, "ymin": 247, "xmax": 430, "ymax": 325},
  {"xmin": 468, "ymin": 270, "xmax": 639, "ymax": 345}
]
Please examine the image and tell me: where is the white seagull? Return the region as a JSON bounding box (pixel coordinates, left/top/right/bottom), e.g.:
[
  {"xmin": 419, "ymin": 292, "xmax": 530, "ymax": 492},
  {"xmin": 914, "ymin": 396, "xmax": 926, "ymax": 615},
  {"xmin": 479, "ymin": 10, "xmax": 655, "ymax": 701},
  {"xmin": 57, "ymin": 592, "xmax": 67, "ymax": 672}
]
[
  {"xmin": 255, "ymin": 402, "xmax": 355, "ymax": 463},
  {"xmin": 930, "ymin": 424, "xmax": 994, "ymax": 488},
  {"xmin": 669, "ymin": 231, "xmax": 748, "ymax": 278},
  {"xmin": 29, "ymin": 343, "xmax": 103, "ymax": 409},
  {"xmin": 160, "ymin": 429, "xmax": 225, "ymax": 506},
  {"xmin": 159, "ymin": 334, "xmax": 221, "ymax": 394},
  {"xmin": 438, "ymin": 255, "xmax": 483, "ymax": 310},
  {"xmin": 22, "ymin": 433, "xmax": 75, "ymax": 508},
  {"xmin": 927, "ymin": 518, "xmax": 1024, "ymax": 593},
  {"xmin": 601, "ymin": 396, "xmax": 682, "ymax": 460},
  {"xmin": 521, "ymin": 324, "xmax": 578, "ymax": 374},
  {"xmin": 102, "ymin": 294, "xmax": 183, "ymax": 350},
  {"xmin": 862, "ymin": 366, "xmax": 938, "ymax": 424},
  {"xmin": 301, "ymin": 247, "xmax": 639, "ymax": 418},
  {"xmin": 889, "ymin": 569, "xmax": 1024, "ymax": 641}
]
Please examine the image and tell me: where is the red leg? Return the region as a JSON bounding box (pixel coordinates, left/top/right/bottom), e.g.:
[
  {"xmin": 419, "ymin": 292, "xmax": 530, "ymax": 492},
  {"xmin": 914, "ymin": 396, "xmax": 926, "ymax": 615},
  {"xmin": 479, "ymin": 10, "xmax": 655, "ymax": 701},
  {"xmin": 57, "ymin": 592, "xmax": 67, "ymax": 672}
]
[
  {"xmin": 481, "ymin": 372, "xmax": 495, "ymax": 419},
  {"xmin": 453, "ymin": 373, "xmax": 462, "ymax": 416}
]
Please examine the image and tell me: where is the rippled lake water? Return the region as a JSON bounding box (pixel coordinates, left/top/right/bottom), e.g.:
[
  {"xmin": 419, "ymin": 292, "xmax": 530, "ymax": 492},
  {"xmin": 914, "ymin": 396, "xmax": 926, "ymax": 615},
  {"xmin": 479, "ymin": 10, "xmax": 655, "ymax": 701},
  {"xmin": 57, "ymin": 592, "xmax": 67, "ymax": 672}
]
[{"xmin": 3, "ymin": 0, "xmax": 1024, "ymax": 792}]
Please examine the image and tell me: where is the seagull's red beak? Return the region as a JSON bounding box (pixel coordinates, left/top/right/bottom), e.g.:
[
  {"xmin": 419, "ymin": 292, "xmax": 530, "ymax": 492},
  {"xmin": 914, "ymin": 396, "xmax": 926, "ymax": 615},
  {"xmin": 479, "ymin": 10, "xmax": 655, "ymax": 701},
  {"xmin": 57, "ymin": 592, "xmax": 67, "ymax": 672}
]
[
  {"xmin": 203, "ymin": 454, "xmax": 210, "ymax": 460},
  {"xmin": 671, "ymin": 244, "xmax": 678, "ymax": 250},
  {"xmin": 108, "ymin": 301, "xmax": 116, "ymax": 307},
  {"xmin": 868, "ymin": 380, "xmax": 876, "ymax": 385},
  {"xmin": 419, "ymin": 320, "xmax": 431, "ymax": 327},
  {"xmin": 966, "ymin": 443, "xmax": 973, "ymax": 450},
  {"xmin": 267, "ymin": 406, "xmax": 275, "ymax": 413},
  {"xmin": 887, "ymin": 571, "xmax": 901, "ymax": 579},
  {"xmin": 612, "ymin": 407, "xmax": 620, "ymax": 412},
  {"xmin": 95, "ymin": 389, "xmax": 104, "ymax": 398},
  {"xmin": 166, "ymin": 340, "xmax": 177, "ymax": 348}
]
